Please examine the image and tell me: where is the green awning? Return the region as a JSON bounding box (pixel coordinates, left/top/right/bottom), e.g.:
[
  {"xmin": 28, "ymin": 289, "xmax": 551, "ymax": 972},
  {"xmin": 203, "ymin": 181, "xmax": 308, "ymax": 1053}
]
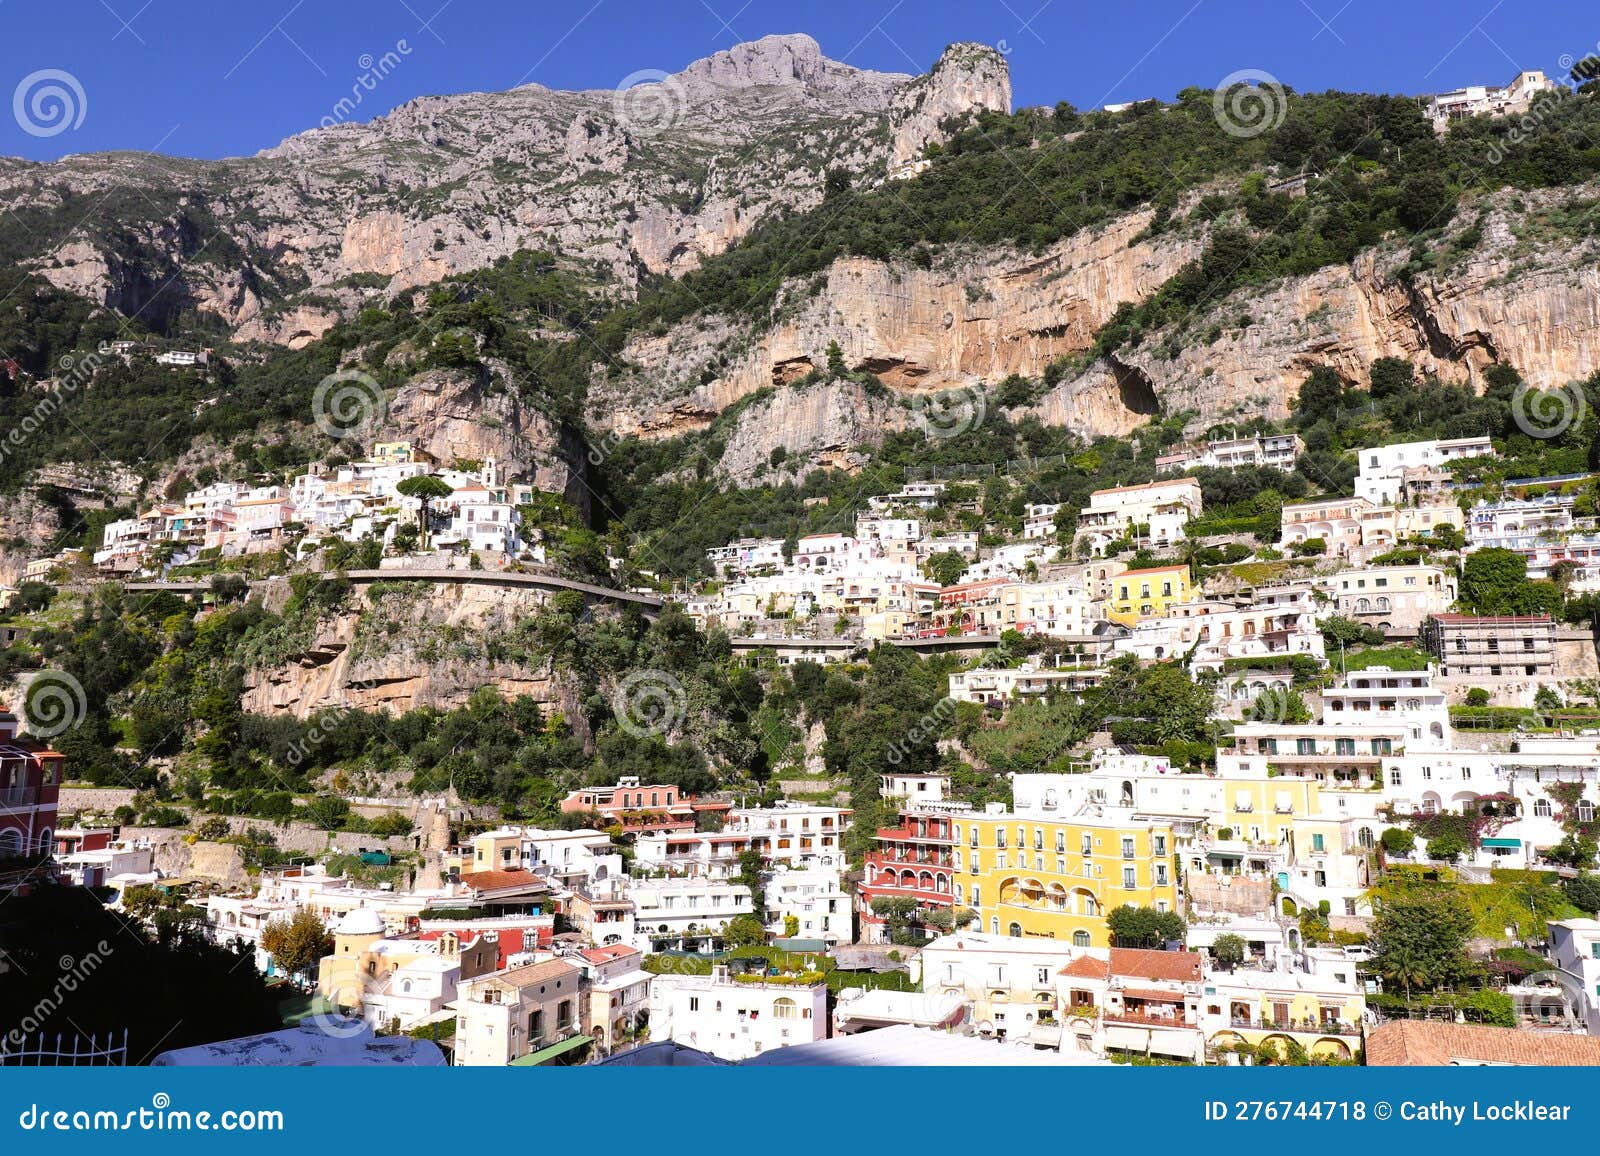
[
  {"xmin": 1481, "ymin": 837, "xmax": 1521, "ymax": 848},
  {"xmin": 511, "ymin": 1033, "xmax": 593, "ymax": 1066}
]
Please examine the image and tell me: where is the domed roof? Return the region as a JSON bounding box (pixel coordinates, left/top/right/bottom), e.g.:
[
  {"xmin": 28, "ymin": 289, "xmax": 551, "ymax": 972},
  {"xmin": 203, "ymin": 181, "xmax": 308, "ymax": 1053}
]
[{"xmin": 335, "ymin": 908, "xmax": 386, "ymax": 936}]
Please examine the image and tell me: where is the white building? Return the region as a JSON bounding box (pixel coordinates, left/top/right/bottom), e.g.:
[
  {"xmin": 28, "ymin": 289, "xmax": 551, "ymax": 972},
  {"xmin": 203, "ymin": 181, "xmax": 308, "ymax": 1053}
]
[
  {"xmin": 1549, "ymin": 919, "xmax": 1600, "ymax": 1035},
  {"xmin": 1023, "ymin": 503, "xmax": 1063, "ymax": 540},
  {"xmin": 762, "ymin": 864, "xmax": 852, "ymax": 945},
  {"xmin": 1113, "ymin": 590, "xmax": 1326, "ymax": 670},
  {"xmin": 628, "ymin": 877, "xmax": 754, "ymax": 952},
  {"xmin": 648, "ymin": 966, "xmax": 829, "ymax": 1061},
  {"xmin": 631, "ymin": 802, "xmax": 851, "ymax": 877},
  {"xmin": 1077, "ymin": 478, "xmax": 1202, "ymax": 553},
  {"xmin": 1321, "ymin": 563, "xmax": 1458, "ymax": 633},
  {"xmin": 947, "ymin": 658, "xmax": 1107, "ymax": 707},
  {"xmin": 1354, "ymin": 436, "xmax": 1493, "ymax": 506},
  {"xmin": 1426, "ymin": 70, "xmax": 1557, "ymax": 132}
]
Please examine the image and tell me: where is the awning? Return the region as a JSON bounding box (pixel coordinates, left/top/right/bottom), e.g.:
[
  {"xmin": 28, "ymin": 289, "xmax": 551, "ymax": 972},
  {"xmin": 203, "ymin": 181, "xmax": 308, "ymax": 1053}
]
[
  {"xmin": 1481, "ymin": 837, "xmax": 1522, "ymax": 848},
  {"xmin": 511, "ymin": 1033, "xmax": 593, "ymax": 1066}
]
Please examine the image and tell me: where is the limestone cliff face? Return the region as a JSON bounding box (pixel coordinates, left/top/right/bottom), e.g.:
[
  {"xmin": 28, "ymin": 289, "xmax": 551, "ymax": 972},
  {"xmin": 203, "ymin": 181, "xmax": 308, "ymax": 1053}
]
[
  {"xmin": 240, "ymin": 582, "xmax": 582, "ymax": 723},
  {"xmin": 596, "ymin": 185, "xmax": 1600, "ymax": 454},
  {"xmin": 592, "ymin": 208, "xmax": 1205, "ymax": 438},
  {"xmin": 2, "ymin": 36, "xmax": 1009, "ymax": 343},
  {"xmin": 1128, "ymin": 192, "xmax": 1600, "ymax": 424},
  {"xmin": 714, "ymin": 380, "xmax": 907, "ymax": 485}
]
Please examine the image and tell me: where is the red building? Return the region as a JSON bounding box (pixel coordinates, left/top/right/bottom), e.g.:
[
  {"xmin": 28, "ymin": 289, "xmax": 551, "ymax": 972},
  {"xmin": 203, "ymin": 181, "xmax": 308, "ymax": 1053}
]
[
  {"xmin": 412, "ymin": 914, "xmax": 555, "ymax": 970},
  {"xmin": 857, "ymin": 802, "xmax": 969, "ymax": 943},
  {"xmin": 0, "ymin": 710, "xmax": 63, "ymax": 888}
]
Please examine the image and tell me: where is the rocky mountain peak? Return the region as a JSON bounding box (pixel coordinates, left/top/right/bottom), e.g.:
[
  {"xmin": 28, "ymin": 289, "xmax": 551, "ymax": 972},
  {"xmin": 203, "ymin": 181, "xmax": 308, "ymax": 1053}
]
[{"xmin": 889, "ymin": 41, "xmax": 1011, "ymax": 166}]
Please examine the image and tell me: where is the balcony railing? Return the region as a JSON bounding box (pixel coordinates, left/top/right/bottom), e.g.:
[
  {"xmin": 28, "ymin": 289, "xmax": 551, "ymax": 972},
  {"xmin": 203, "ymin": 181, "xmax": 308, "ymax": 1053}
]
[
  {"xmin": 1229, "ymin": 1016, "xmax": 1361, "ymax": 1037},
  {"xmin": 1104, "ymin": 1010, "xmax": 1193, "ymax": 1029}
]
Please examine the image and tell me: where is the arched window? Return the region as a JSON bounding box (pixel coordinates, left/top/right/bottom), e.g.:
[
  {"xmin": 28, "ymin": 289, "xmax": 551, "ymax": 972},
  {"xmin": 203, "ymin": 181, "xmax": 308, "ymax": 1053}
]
[
  {"xmin": 1580, "ymin": 801, "xmax": 1596, "ymax": 823},
  {"xmin": 1358, "ymin": 827, "xmax": 1374, "ymax": 849},
  {"xmin": 1008, "ymin": 922, "xmax": 1022, "ymax": 938},
  {"xmin": 1375, "ymin": 597, "xmax": 1390, "ymax": 612},
  {"xmin": 1535, "ymin": 798, "xmax": 1552, "ymax": 817},
  {"xmin": 1073, "ymin": 931, "xmax": 1091, "ymax": 948},
  {"xmin": 773, "ymin": 998, "xmax": 797, "ymax": 1020},
  {"xmin": 990, "ymin": 918, "xmax": 999, "ymax": 935}
]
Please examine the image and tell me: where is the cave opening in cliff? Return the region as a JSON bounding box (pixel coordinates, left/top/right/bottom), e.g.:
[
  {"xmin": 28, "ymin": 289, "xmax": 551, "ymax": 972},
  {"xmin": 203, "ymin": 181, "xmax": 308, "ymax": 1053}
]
[{"xmin": 1107, "ymin": 356, "xmax": 1162, "ymax": 417}]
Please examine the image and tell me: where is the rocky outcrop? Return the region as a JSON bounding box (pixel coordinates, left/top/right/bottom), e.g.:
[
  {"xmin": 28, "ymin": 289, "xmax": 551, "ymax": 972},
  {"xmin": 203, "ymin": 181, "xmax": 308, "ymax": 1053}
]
[
  {"xmin": 888, "ymin": 43, "xmax": 1012, "ymax": 168},
  {"xmin": 1120, "ymin": 192, "xmax": 1600, "ymax": 425},
  {"xmin": 240, "ymin": 581, "xmax": 580, "ymax": 720},
  {"xmin": 714, "ymin": 380, "xmax": 906, "ymax": 484},
  {"xmin": 381, "ymin": 367, "xmax": 589, "ymax": 513}
]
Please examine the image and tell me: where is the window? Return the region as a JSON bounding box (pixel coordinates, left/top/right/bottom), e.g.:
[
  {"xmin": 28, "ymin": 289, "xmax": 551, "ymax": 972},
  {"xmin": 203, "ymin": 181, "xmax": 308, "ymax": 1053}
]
[
  {"xmin": 1153, "ymin": 834, "xmax": 1166, "ymax": 856},
  {"xmin": 1073, "ymin": 931, "xmax": 1091, "ymax": 948},
  {"xmin": 1081, "ymin": 833, "xmax": 1092, "ymax": 855},
  {"xmin": 1535, "ymin": 798, "xmax": 1552, "ymax": 817},
  {"xmin": 1312, "ymin": 833, "xmax": 1325, "ymax": 853},
  {"xmin": 1581, "ymin": 801, "xmax": 1596, "ymax": 824},
  {"xmin": 1155, "ymin": 864, "xmax": 1169, "ymax": 886},
  {"xmin": 1121, "ymin": 837, "xmax": 1135, "ymax": 859},
  {"xmin": 1122, "ymin": 867, "xmax": 1136, "ymax": 888},
  {"xmin": 1055, "ymin": 831, "xmax": 1065, "ymax": 853},
  {"xmin": 1008, "ymin": 922, "xmax": 1022, "ymax": 938}
]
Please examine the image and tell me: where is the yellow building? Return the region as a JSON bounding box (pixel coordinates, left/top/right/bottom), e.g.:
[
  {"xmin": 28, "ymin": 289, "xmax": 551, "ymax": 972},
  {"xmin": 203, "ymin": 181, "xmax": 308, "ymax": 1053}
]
[
  {"xmin": 953, "ymin": 808, "xmax": 1179, "ymax": 948},
  {"xmin": 371, "ymin": 440, "xmax": 437, "ymax": 465},
  {"xmin": 1104, "ymin": 564, "xmax": 1194, "ymax": 626}
]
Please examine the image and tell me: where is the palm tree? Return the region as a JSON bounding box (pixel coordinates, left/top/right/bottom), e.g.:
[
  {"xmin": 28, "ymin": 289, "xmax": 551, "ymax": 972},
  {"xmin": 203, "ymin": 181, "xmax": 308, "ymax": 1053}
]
[{"xmin": 1380, "ymin": 943, "xmax": 1429, "ymax": 1004}]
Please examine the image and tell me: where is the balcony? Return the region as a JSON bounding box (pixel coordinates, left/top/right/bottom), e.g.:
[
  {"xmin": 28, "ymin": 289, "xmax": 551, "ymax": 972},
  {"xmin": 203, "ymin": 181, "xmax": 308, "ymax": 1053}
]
[
  {"xmin": 1228, "ymin": 1016, "xmax": 1361, "ymax": 1038},
  {"xmin": 0, "ymin": 786, "xmax": 40, "ymax": 811},
  {"xmin": 1105, "ymin": 1009, "xmax": 1193, "ymax": 1029}
]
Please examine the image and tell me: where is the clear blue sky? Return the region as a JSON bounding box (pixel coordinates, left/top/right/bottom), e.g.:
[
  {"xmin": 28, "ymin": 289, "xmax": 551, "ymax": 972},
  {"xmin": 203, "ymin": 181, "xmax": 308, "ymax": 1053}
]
[{"xmin": 3, "ymin": 0, "xmax": 1597, "ymax": 161}]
